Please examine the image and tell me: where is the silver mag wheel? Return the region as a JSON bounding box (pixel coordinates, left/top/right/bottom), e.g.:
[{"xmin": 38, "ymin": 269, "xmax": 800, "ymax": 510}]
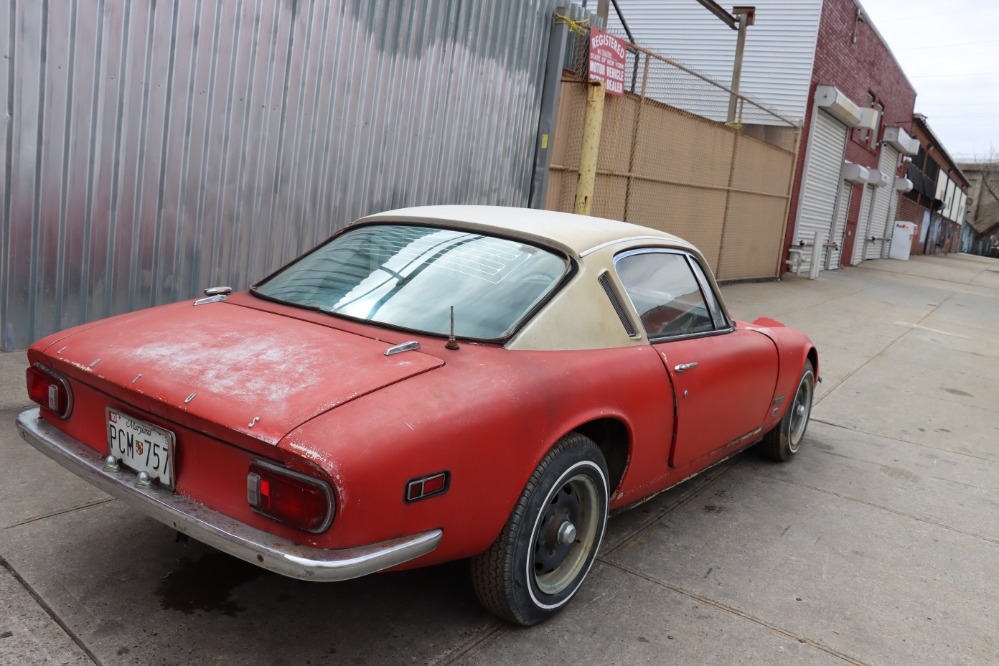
[
  {"xmin": 761, "ymin": 359, "xmax": 815, "ymax": 462},
  {"xmin": 471, "ymin": 433, "xmax": 609, "ymax": 626}
]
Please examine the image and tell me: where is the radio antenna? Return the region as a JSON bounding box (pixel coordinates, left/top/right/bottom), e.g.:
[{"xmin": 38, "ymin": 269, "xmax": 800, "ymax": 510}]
[{"xmin": 445, "ymin": 306, "xmax": 460, "ymax": 350}]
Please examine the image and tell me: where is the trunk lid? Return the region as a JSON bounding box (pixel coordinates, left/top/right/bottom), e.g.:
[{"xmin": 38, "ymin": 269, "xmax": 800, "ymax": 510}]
[{"xmin": 43, "ymin": 300, "xmax": 444, "ymax": 446}]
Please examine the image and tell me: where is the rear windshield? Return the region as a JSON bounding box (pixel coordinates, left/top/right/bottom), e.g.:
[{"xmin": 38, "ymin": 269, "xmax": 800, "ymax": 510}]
[{"xmin": 253, "ymin": 224, "xmax": 569, "ymax": 340}]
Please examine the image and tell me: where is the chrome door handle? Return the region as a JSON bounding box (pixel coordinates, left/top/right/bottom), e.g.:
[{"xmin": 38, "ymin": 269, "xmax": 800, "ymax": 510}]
[{"xmin": 674, "ymin": 362, "xmax": 698, "ymax": 373}]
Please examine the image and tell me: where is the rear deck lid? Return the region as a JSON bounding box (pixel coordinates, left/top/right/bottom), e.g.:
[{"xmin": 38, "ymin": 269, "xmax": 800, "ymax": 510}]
[{"xmin": 45, "ymin": 300, "xmax": 444, "ymax": 445}]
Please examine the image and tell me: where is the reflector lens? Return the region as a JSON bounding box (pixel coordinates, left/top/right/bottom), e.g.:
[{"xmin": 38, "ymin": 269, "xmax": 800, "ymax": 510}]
[
  {"xmin": 247, "ymin": 461, "xmax": 334, "ymax": 533},
  {"xmin": 405, "ymin": 471, "xmax": 450, "ymax": 502},
  {"xmin": 26, "ymin": 365, "xmax": 72, "ymax": 418},
  {"xmin": 422, "ymin": 474, "xmax": 446, "ymax": 495}
]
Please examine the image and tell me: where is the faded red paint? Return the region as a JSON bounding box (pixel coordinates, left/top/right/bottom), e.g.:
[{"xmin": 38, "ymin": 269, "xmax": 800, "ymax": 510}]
[{"xmin": 26, "ymin": 291, "xmax": 815, "ymax": 571}]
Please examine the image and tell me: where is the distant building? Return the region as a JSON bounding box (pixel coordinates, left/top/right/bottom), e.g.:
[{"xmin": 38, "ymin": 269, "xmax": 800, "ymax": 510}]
[
  {"xmin": 957, "ymin": 161, "xmax": 999, "ymax": 255},
  {"xmin": 898, "ymin": 115, "xmax": 969, "ymax": 255}
]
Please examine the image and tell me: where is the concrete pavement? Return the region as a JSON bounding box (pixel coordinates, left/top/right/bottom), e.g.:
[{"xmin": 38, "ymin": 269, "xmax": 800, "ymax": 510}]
[{"xmin": 2, "ymin": 253, "xmax": 997, "ymax": 664}]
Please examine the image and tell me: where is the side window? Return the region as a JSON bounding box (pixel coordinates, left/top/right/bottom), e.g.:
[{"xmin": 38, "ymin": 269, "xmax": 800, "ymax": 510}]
[
  {"xmin": 615, "ymin": 251, "xmax": 720, "ymax": 339},
  {"xmin": 687, "ymin": 257, "xmax": 728, "ymax": 328}
]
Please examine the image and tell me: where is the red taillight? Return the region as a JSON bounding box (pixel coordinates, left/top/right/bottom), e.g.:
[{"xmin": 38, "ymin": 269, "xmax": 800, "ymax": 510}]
[
  {"xmin": 26, "ymin": 364, "xmax": 73, "ymax": 418},
  {"xmin": 247, "ymin": 460, "xmax": 335, "ymax": 533}
]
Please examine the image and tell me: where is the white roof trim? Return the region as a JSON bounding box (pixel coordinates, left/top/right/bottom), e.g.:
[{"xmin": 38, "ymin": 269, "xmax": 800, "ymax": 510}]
[{"xmin": 579, "ymin": 236, "xmax": 680, "ymax": 257}]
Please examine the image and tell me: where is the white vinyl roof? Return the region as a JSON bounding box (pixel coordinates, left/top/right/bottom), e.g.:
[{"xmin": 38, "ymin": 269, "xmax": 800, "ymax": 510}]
[{"xmin": 357, "ymin": 206, "xmax": 693, "ymax": 259}]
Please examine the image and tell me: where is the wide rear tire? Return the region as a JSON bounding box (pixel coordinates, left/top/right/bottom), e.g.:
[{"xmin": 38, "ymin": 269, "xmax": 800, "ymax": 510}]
[{"xmin": 471, "ymin": 433, "xmax": 609, "ymax": 625}]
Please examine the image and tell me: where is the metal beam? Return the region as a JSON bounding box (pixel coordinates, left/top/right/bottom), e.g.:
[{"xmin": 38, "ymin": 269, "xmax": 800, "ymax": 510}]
[{"xmin": 695, "ymin": 0, "xmax": 738, "ymax": 29}]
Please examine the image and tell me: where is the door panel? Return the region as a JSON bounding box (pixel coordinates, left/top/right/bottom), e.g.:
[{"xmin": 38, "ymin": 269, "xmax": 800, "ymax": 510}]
[
  {"xmin": 613, "ymin": 248, "xmax": 776, "ymax": 469},
  {"xmin": 657, "ymin": 329, "xmax": 778, "ymax": 468}
]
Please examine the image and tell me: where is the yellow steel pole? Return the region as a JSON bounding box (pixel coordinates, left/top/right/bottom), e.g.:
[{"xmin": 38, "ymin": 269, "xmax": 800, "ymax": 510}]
[{"xmin": 573, "ymin": 80, "xmax": 606, "ymax": 216}]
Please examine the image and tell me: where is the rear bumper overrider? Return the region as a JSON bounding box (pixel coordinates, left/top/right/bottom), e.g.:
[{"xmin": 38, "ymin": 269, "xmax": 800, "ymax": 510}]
[{"xmin": 16, "ymin": 408, "xmax": 442, "ymax": 581}]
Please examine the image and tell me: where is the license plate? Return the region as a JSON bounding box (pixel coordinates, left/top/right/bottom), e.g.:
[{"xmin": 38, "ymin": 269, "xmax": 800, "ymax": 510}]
[{"xmin": 106, "ymin": 408, "xmax": 176, "ymax": 490}]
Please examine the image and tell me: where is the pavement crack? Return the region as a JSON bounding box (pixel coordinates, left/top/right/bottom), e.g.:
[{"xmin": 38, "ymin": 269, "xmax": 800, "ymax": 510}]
[
  {"xmin": 857, "ymin": 263, "xmax": 998, "ymax": 289},
  {"xmin": 760, "ymin": 473, "xmax": 999, "ymax": 546},
  {"xmin": 0, "ymin": 555, "xmax": 103, "ymax": 666},
  {"xmin": 810, "ymin": 418, "xmax": 999, "ymax": 466},
  {"xmin": 430, "ymin": 620, "xmax": 509, "ymax": 665},
  {"xmin": 3, "ymin": 498, "xmax": 115, "ymax": 531},
  {"xmin": 602, "ymin": 559, "xmax": 869, "ymax": 666},
  {"xmin": 813, "ymin": 294, "xmax": 954, "ymax": 407}
]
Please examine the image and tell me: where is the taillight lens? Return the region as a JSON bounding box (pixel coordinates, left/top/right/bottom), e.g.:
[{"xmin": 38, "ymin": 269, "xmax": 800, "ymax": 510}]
[
  {"xmin": 247, "ymin": 460, "xmax": 335, "ymax": 533},
  {"xmin": 26, "ymin": 364, "xmax": 73, "ymax": 418}
]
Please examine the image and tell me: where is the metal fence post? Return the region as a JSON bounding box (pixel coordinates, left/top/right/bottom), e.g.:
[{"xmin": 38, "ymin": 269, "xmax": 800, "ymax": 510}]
[
  {"xmin": 809, "ymin": 231, "xmax": 826, "ymax": 280},
  {"xmin": 574, "ymin": 80, "xmax": 606, "ymax": 216}
]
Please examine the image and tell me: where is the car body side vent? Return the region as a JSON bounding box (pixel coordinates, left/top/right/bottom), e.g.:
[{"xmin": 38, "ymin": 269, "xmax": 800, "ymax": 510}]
[{"xmin": 598, "ymin": 271, "xmax": 638, "ymax": 337}]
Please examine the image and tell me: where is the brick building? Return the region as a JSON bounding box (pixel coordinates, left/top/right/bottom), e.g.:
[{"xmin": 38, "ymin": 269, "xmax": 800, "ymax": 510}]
[
  {"xmin": 785, "ymin": 0, "xmax": 917, "ymax": 271},
  {"xmin": 899, "ymin": 115, "xmax": 969, "ymax": 255}
]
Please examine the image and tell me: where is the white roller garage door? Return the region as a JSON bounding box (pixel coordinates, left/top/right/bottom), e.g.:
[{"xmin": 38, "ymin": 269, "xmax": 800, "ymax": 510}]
[
  {"xmin": 862, "ymin": 145, "xmax": 901, "ymax": 261},
  {"xmin": 851, "ymin": 184, "xmax": 874, "ymax": 265},
  {"xmin": 796, "ymin": 110, "xmax": 850, "ymax": 254}
]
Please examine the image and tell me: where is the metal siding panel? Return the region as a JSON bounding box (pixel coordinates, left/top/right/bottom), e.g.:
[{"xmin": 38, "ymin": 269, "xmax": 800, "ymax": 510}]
[
  {"xmin": 609, "ymin": 0, "xmax": 821, "ymax": 122},
  {"xmin": 3, "ymin": 0, "xmax": 557, "ymax": 350},
  {"xmin": 796, "ymin": 111, "xmax": 846, "ymax": 247}
]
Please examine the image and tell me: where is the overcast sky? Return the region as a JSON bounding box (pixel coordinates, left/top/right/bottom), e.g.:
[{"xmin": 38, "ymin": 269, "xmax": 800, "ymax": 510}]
[{"xmin": 858, "ymin": 0, "xmax": 999, "ymax": 161}]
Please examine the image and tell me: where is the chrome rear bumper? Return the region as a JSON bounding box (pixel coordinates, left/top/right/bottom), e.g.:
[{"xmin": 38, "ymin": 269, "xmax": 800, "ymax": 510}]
[{"xmin": 16, "ymin": 408, "xmax": 442, "ymax": 582}]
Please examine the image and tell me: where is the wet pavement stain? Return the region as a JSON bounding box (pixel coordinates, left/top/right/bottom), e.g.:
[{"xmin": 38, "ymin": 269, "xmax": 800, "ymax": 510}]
[{"xmin": 155, "ymin": 551, "xmax": 267, "ymax": 616}]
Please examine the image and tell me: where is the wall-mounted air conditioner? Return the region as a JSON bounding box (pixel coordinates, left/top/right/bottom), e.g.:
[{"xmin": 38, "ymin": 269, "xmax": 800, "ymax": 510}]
[
  {"xmin": 857, "ymin": 108, "xmax": 880, "ymax": 132},
  {"xmin": 815, "ymin": 85, "xmax": 864, "ymax": 127},
  {"xmin": 867, "ymin": 169, "xmax": 889, "ymax": 187},
  {"xmin": 894, "ymin": 177, "xmax": 914, "ymax": 192},
  {"xmin": 883, "ymin": 127, "xmax": 920, "ymax": 155},
  {"xmin": 843, "ymin": 162, "xmax": 870, "ymax": 183}
]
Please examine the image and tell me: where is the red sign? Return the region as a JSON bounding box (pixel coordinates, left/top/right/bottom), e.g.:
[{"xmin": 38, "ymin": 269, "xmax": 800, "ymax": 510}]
[{"xmin": 588, "ymin": 29, "xmax": 627, "ymax": 96}]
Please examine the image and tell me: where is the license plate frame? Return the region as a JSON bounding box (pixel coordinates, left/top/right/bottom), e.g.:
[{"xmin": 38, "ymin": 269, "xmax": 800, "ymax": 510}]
[{"xmin": 105, "ymin": 407, "xmax": 176, "ymax": 490}]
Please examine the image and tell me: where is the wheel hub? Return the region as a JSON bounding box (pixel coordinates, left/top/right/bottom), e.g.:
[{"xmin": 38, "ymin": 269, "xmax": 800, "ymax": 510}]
[
  {"xmin": 534, "ymin": 487, "xmax": 581, "ymax": 575},
  {"xmin": 556, "ymin": 521, "xmax": 577, "ymax": 545}
]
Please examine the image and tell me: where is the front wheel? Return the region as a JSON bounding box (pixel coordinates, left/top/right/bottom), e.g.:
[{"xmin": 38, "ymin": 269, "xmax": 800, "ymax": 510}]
[
  {"xmin": 471, "ymin": 433, "xmax": 609, "ymax": 625},
  {"xmin": 760, "ymin": 359, "xmax": 815, "ymax": 462}
]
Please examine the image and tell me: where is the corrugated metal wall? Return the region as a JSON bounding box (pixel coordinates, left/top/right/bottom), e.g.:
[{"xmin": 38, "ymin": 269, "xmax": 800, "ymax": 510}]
[
  {"xmin": 608, "ymin": 0, "xmax": 822, "ymax": 123},
  {"xmin": 1, "ymin": 0, "xmax": 558, "ymax": 350}
]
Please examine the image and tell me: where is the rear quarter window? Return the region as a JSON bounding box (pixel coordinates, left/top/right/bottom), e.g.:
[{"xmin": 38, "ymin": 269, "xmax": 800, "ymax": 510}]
[{"xmin": 614, "ymin": 250, "xmax": 726, "ymax": 339}]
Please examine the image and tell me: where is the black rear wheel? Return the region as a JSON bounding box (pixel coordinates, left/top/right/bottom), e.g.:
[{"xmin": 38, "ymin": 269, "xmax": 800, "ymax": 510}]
[{"xmin": 471, "ymin": 433, "xmax": 609, "ymax": 625}]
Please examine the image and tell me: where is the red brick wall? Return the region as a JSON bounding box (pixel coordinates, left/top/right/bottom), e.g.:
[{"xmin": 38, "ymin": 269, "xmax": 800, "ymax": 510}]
[{"xmin": 783, "ymin": 0, "xmax": 917, "ymax": 263}]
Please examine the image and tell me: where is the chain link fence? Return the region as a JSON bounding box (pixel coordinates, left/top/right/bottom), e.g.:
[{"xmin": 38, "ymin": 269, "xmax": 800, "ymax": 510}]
[{"xmin": 546, "ymin": 26, "xmax": 801, "ymax": 281}]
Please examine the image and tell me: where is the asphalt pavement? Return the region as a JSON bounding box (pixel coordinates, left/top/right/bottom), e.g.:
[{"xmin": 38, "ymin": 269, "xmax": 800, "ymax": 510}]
[{"xmin": 2, "ymin": 252, "xmax": 997, "ymax": 665}]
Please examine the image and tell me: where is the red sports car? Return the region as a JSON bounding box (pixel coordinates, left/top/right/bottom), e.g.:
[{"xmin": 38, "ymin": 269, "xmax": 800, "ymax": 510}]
[{"xmin": 18, "ymin": 206, "xmax": 817, "ymax": 625}]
